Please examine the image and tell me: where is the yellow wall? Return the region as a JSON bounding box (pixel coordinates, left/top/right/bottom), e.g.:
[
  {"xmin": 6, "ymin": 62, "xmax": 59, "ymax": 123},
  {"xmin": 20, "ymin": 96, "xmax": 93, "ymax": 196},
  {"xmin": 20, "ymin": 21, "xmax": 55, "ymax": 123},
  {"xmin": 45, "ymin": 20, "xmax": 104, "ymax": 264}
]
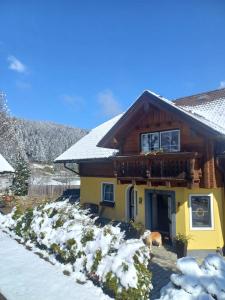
[
  {"xmin": 80, "ymin": 177, "xmax": 225, "ymax": 250},
  {"xmin": 80, "ymin": 177, "xmax": 127, "ymax": 221}
]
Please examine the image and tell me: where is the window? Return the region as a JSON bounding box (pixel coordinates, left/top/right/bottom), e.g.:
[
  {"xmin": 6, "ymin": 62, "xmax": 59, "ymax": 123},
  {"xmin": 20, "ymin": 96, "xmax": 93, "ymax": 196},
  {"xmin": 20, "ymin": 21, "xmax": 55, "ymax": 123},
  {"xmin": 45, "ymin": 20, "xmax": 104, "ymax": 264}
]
[
  {"xmin": 189, "ymin": 195, "xmax": 213, "ymax": 230},
  {"xmin": 141, "ymin": 129, "xmax": 180, "ymax": 153},
  {"xmin": 160, "ymin": 130, "xmax": 180, "ymax": 152},
  {"xmin": 102, "ymin": 183, "xmax": 114, "ymax": 203},
  {"xmin": 141, "ymin": 132, "xmax": 160, "ymax": 152}
]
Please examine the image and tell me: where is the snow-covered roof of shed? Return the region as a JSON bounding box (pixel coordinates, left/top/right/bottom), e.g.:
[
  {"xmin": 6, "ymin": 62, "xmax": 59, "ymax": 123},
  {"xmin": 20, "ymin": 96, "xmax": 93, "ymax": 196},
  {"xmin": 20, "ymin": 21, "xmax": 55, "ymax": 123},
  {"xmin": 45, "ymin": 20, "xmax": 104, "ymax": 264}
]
[
  {"xmin": 55, "ymin": 114, "xmax": 123, "ymax": 162},
  {"xmin": 0, "ymin": 154, "xmax": 14, "ymax": 173}
]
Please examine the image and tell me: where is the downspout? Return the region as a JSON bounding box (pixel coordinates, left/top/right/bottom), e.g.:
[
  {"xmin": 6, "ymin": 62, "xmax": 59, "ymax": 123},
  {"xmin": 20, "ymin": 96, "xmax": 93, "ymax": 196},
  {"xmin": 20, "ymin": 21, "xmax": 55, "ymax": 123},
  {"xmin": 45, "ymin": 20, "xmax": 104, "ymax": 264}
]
[
  {"xmin": 63, "ymin": 162, "xmax": 80, "ymax": 176},
  {"xmin": 216, "ymin": 156, "xmax": 225, "ymax": 189},
  {"xmin": 216, "ymin": 156, "xmax": 225, "ymax": 253}
]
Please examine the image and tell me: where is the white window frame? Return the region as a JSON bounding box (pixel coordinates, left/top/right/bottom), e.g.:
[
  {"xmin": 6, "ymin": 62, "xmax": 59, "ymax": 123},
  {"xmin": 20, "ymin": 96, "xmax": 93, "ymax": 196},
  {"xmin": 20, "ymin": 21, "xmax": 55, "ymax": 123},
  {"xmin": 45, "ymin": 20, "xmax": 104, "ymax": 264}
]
[
  {"xmin": 101, "ymin": 182, "xmax": 115, "ymax": 203},
  {"xmin": 160, "ymin": 129, "xmax": 180, "ymax": 152},
  {"xmin": 189, "ymin": 194, "xmax": 214, "ymax": 230}
]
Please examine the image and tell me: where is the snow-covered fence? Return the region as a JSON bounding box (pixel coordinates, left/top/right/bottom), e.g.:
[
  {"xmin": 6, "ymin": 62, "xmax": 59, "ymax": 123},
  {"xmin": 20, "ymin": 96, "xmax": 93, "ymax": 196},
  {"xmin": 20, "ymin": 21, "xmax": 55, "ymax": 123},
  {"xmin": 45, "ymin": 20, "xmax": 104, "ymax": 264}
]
[{"xmin": 0, "ymin": 201, "xmax": 152, "ymax": 299}]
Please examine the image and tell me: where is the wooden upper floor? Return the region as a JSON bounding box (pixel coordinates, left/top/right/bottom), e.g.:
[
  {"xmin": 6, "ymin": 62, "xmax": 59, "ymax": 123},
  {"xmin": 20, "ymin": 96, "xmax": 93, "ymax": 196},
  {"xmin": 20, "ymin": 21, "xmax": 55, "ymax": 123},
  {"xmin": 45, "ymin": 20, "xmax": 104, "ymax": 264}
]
[{"xmin": 78, "ymin": 90, "xmax": 225, "ymax": 189}]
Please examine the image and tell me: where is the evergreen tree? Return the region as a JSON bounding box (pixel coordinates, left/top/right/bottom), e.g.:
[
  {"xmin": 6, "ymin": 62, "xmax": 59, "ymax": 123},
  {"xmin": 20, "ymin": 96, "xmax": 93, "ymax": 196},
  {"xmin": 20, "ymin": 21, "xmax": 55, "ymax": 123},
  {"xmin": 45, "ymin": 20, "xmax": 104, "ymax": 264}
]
[
  {"xmin": 0, "ymin": 92, "xmax": 26, "ymax": 165},
  {"xmin": 11, "ymin": 155, "xmax": 31, "ymax": 196}
]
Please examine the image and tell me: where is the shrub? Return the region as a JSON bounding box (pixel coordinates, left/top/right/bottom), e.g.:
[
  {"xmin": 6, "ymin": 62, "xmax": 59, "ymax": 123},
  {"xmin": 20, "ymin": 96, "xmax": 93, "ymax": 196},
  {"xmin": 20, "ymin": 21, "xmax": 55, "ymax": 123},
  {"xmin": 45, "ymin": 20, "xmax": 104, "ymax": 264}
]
[
  {"xmin": 0, "ymin": 200, "xmax": 152, "ymax": 298},
  {"xmin": 174, "ymin": 233, "xmax": 191, "ymax": 244},
  {"xmin": 81, "ymin": 228, "xmax": 94, "ymax": 245}
]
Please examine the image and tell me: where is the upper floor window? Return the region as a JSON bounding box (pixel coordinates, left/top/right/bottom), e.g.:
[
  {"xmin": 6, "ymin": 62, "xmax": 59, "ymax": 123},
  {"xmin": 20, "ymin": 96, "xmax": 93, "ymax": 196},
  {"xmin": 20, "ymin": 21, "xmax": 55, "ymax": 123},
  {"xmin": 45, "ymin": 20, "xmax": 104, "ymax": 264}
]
[{"xmin": 141, "ymin": 129, "xmax": 180, "ymax": 153}]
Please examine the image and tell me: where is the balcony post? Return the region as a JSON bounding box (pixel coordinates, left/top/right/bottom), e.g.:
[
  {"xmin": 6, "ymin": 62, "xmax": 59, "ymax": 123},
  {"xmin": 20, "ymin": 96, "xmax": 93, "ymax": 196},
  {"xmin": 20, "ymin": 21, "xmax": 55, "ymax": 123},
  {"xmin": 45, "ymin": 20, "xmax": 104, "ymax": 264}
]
[{"xmin": 113, "ymin": 160, "xmax": 118, "ymax": 177}]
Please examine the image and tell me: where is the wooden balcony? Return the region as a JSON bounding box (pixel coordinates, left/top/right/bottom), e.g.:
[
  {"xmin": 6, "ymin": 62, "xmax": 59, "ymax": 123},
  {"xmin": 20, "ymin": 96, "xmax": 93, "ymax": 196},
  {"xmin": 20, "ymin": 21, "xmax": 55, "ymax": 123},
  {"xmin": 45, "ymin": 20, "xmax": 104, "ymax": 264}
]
[{"xmin": 113, "ymin": 152, "xmax": 202, "ymax": 188}]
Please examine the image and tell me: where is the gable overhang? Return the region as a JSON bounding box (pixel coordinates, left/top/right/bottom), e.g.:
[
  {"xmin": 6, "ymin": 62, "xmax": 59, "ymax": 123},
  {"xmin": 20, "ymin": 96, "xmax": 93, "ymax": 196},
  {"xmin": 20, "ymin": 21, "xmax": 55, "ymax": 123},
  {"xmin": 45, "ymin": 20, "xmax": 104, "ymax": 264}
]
[
  {"xmin": 54, "ymin": 157, "xmax": 113, "ymax": 164},
  {"xmin": 0, "ymin": 170, "xmax": 14, "ymax": 174},
  {"xmin": 98, "ymin": 90, "xmax": 225, "ymax": 149}
]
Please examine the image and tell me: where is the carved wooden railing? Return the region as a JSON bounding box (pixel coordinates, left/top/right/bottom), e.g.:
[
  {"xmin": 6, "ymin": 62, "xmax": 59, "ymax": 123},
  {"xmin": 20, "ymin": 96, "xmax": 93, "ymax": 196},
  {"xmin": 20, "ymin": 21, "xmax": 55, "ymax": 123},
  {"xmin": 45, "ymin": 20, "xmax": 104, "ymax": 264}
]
[{"xmin": 113, "ymin": 152, "xmax": 202, "ymax": 186}]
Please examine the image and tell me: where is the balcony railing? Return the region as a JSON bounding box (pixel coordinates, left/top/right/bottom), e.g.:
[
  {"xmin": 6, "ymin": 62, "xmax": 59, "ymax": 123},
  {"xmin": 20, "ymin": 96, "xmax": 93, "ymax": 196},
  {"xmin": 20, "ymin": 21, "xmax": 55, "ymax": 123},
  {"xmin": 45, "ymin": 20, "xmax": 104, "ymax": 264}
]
[{"xmin": 113, "ymin": 152, "xmax": 202, "ymax": 185}]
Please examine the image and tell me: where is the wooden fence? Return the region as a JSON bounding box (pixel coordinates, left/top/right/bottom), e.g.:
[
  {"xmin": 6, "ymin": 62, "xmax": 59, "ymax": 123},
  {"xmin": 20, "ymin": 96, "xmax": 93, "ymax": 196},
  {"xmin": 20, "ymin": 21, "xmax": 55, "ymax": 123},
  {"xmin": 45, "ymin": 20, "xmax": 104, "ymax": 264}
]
[{"xmin": 28, "ymin": 184, "xmax": 79, "ymax": 199}]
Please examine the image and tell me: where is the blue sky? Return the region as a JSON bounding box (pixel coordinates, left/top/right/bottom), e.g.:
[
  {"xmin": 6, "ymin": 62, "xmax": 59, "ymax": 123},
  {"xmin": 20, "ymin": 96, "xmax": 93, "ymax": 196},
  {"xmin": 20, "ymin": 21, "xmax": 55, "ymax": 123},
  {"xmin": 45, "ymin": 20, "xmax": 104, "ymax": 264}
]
[{"xmin": 0, "ymin": 0, "xmax": 225, "ymax": 129}]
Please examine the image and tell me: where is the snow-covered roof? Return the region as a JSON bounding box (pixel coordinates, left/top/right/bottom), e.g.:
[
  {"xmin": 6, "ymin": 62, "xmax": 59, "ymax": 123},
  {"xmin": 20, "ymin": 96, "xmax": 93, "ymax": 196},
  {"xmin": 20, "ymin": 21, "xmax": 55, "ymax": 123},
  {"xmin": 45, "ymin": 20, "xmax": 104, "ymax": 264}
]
[
  {"xmin": 55, "ymin": 88, "xmax": 225, "ymax": 162},
  {"xmin": 55, "ymin": 114, "xmax": 123, "ymax": 162},
  {"xmin": 0, "ymin": 154, "xmax": 14, "ymax": 173},
  {"xmin": 174, "ymin": 89, "xmax": 225, "ymax": 135},
  {"xmin": 144, "ymin": 89, "xmax": 225, "ymax": 136}
]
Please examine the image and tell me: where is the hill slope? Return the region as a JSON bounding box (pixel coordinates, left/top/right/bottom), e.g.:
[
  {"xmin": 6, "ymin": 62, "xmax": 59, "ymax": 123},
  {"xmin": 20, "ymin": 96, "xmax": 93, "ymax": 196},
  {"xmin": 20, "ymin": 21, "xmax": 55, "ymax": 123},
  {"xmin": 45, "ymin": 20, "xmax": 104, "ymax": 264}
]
[{"xmin": 0, "ymin": 118, "xmax": 87, "ymax": 165}]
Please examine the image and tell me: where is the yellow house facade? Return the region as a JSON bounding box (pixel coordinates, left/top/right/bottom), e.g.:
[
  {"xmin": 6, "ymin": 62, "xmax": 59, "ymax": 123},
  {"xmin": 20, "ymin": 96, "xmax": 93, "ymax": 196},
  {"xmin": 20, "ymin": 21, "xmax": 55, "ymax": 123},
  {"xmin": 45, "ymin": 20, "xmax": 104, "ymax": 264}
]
[
  {"xmin": 56, "ymin": 88, "xmax": 225, "ymax": 253},
  {"xmin": 80, "ymin": 177, "xmax": 224, "ymax": 251}
]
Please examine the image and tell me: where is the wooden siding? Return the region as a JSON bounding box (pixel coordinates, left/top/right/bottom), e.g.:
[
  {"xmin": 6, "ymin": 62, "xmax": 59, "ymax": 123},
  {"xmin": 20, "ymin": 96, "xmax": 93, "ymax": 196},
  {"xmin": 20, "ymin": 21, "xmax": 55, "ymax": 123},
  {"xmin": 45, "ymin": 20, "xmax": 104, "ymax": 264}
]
[
  {"xmin": 121, "ymin": 106, "xmax": 205, "ymax": 155},
  {"xmin": 79, "ymin": 102, "xmax": 224, "ymax": 188},
  {"xmin": 115, "ymin": 104, "xmax": 222, "ymax": 188},
  {"xmin": 79, "ymin": 161, "xmax": 114, "ymax": 178}
]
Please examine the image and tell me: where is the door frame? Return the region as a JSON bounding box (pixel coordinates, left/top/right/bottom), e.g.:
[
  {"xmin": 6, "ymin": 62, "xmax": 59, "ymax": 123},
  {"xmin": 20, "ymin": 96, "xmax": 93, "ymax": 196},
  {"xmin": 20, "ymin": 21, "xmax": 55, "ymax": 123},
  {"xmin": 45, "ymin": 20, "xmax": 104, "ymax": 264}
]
[
  {"xmin": 125, "ymin": 185, "xmax": 138, "ymax": 222},
  {"xmin": 145, "ymin": 189, "xmax": 176, "ymax": 239}
]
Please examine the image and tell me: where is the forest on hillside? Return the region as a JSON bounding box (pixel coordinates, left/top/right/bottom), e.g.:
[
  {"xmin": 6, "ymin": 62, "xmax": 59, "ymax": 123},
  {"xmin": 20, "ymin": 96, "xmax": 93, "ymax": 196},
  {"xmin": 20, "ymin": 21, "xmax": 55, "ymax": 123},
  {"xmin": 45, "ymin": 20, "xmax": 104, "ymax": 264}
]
[{"xmin": 0, "ymin": 93, "xmax": 87, "ymax": 166}]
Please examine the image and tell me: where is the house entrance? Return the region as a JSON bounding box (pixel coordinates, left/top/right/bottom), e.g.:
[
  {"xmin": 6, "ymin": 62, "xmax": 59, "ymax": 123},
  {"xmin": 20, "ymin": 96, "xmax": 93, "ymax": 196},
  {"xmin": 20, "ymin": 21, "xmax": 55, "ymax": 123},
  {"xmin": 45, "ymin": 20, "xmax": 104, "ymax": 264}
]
[{"xmin": 145, "ymin": 190, "xmax": 176, "ymax": 241}]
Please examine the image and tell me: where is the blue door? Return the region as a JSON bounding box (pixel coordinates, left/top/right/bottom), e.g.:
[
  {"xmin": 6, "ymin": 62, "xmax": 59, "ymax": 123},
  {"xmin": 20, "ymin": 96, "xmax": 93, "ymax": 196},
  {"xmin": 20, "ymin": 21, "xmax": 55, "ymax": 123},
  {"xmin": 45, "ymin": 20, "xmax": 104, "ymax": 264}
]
[
  {"xmin": 145, "ymin": 192, "xmax": 153, "ymax": 230},
  {"xmin": 145, "ymin": 190, "xmax": 176, "ymax": 238}
]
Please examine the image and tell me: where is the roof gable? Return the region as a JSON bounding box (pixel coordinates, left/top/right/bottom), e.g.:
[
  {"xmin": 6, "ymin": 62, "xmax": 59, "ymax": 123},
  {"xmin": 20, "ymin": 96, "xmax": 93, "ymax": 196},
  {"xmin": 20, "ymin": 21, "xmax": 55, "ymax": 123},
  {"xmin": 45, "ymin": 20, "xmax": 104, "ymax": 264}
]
[
  {"xmin": 98, "ymin": 90, "xmax": 225, "ymax": 149},
  {"xmin": 55, "ymin": 88, "xmax": 225, "ymax": 162}
]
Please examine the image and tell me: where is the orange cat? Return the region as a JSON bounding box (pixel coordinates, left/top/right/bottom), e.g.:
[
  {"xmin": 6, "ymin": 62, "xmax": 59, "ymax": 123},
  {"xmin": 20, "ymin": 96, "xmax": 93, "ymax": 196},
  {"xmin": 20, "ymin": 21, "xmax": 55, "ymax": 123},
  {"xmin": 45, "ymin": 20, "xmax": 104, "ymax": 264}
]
[{"xmin": 143, "ymin": 231, "xmax": 162, "ymax": 250}]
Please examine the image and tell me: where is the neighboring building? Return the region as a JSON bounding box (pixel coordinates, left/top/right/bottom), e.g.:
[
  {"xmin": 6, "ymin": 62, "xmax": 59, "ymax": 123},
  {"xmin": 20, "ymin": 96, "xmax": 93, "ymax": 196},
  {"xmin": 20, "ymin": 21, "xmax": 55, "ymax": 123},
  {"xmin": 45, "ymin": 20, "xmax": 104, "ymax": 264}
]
[
  {"xmin": 0, "ymin": 154, "xmax": 15, "ymax": 193},
  {"xmin": 55, "ymin": 88, "xmax": 225, "ymax": 253}
]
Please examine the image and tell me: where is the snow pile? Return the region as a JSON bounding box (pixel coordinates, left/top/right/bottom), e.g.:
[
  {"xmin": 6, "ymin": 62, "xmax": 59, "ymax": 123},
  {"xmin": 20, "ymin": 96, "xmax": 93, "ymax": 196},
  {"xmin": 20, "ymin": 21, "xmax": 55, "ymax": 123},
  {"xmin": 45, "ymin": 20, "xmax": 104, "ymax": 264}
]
[
  {"xmin": 158, "ymin": 255, "xmax": 225, "ymax": 300},
  {"xmin": 0, "ymin": 201, "xmax": 152, "ymax": 299}
]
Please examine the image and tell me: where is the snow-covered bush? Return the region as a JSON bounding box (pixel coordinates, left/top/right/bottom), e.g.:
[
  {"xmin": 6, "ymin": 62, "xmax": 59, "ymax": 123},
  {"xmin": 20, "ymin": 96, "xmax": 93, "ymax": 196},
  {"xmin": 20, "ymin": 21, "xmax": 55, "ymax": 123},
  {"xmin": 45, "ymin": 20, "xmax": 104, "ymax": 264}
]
[
  {"xmin": 0, "ymin": 201, "xmax": 152, "ymax": 299},
  {"xmin": 158, "ymin": 255, "xmax": 225, "ymax": 300}
]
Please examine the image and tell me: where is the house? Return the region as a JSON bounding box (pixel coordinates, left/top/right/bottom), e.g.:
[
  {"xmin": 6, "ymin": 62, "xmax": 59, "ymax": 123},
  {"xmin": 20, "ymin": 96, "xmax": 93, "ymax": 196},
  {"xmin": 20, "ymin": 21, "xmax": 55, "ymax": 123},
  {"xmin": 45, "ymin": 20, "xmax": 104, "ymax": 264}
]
[
  {"xmin": 0, "ymin": 153, "xmax": 15, "ymax": 194},
  {"xmin": 55, "ymin": 88, "xmax": 225, "ymax": 253}
]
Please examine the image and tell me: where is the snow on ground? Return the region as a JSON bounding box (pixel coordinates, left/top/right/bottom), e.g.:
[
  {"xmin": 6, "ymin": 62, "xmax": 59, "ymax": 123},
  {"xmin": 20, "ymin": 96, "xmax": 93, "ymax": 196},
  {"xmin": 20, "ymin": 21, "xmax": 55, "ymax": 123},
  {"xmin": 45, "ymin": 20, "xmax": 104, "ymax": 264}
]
[
  {"xmin": 31, "ymin": 177, "xmax": 65, "ymax": 185},
  {"xmin": 0, "ymin": 230, "xmax": 110, "ymax": 300},
  {"xmin": 158, "ymin": 255, "xmax": 225, "ymax": 300},
  {"xmin": 32, "ymin": 163, "xmax": 54, "ymax": 170},
  {"xmin": 30, "ymin": 176, "xmax": 80, "ymax": 186}
]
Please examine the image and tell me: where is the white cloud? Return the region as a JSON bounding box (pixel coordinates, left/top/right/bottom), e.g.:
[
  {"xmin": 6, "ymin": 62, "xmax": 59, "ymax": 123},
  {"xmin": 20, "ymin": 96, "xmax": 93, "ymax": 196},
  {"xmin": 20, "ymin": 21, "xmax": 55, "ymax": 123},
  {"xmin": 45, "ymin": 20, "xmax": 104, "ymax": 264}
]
[
  {"xmin": 8, "ymin": 55, "xmax": 26, "ymax": 73},
  {"xmin": 219, "ymin": 80, "xmax": 225, "ymax": 89},
  {"xmin": 97, "ymin": 89, "xmax": 122, "ymax": 118},
  {"xmin": 61, "ymin": 94, "xmax": 84, "ymax": 110}
]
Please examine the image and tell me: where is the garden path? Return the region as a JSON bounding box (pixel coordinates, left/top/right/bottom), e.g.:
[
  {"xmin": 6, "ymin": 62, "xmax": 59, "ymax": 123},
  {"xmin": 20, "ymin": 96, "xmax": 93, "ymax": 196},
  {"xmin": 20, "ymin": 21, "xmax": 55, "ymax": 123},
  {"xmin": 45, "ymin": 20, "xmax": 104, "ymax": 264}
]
[{"xmin": 150, "ymin": 245, "xmax": 177, "ymax": 299}]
